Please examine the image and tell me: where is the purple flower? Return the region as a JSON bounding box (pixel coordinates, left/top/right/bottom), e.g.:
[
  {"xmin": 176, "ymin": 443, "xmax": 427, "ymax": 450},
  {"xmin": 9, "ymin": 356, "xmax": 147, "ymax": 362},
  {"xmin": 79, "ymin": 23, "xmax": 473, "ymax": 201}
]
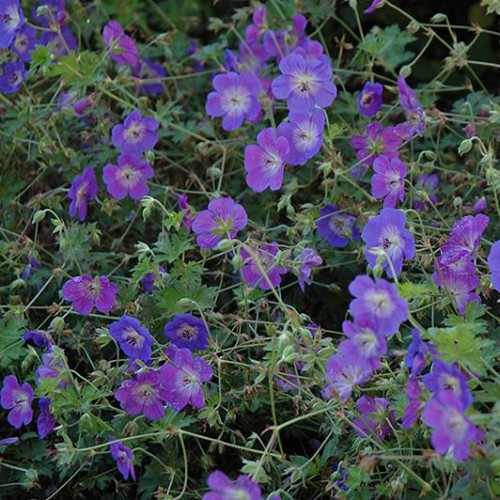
[
  {"xmin": 272, "ymin": 52, "xmax": 337, "ymax": 112},
  {"xmin": 109, "ymin": 438, "xmax": 136, "ymax": 481},
  {"xmin": 40, "ymin": 26, "xmax": 77, "ymax": 56},
  {"xmin": 203, "ymin": 470, "xmax": 263, "ymax": 500},
  {"xmin": 405, "ymin": 329, "xmax": 434, "ymax": 377},
  {"xmin": 103, "ymin": 153, "xmax": 154, "ymax": 201},
  {"xmin": 371, "ymin": 155, "xmax": 406, "ymax": 208},
  {"xmin": 340, "ymin": 316, "xmax": 387, "ymax": 371},
  {"xmin": 12, "ymin": 24, "xmax": 36, "ymax": 62},
  {"xmin": 141, "ymin": 265, "xmax": 165, "ymax": 293},
  {"xmin": 244, "ymin": 128, "xmax": 289, "ymax": 192},
  {"xmin": 0, "ymin": 61, "xmax": 27, "ymax": 94},
  {"xmin": 192, "ymin": 197, "xmax": 248, "ymax": 249},
  {"xmin": 348, "ymin": 275, "xmax": 408, "ymax": 337},
  {"xmin": 423, "ymin": 360, "xmax": 473, "ymax": 410},
  {"xmin": 0, "ymin": 375, "xmax": 34, "ymax": 429},
  {"xmin": 187, "ymin": 40, "xmax": 205, "ymax": 72},
  {"xmin": 163, "ymin": 313, "xmax": 209, "ymax": 351},
  {"xmin": 109, "ymin": 315, "xmax": 155, "ymax": 363},
  {"xmin": 487, "ymin": 241, "xmax": 500, "ymax": 292},
  {"xmin": 115, "ymin": 371, "xmax": 166, "ymax": 420},
  {"xmin": 241, "ymin": 242, "xmax": 288, "ymax": 291},
  {"xmin": 62, "ymin": 275, "xmax": 119, "ymax": 315},
  {"xmin": 21, "ymin": 256, "xmax": 41, "ymax": 281},
  {"xmin": 33, "ymin": 0, "xmax": 66, "ymax": 26},
  {"xmin": 352, "ymin": 396, "xmax": 394, "ymax": 441},
  {"xmin": 0, "ymin": 0, "xmax": 24, "ymax": 49},
  {"xmin": 36, "ymin": 348, "xmax": 67, "ymax": 387},
  {"xmin": 133, "ymin": 57, "xmax": 166, "ymax": 95},
  {"xmin": 22, "ymin": 330, "xmax": 54, "ymax": 349},
  {"xmin": 473, "ymin": 197, "xmax": 487, "ymax": 214},
  {"xmin": 422, "ymin": 392, "xmax": 483, "ymax": 461},
  {"xmin": 439, "ymin": 215, "xmax": 489, "ymax": 266},
  {"xmin": 396, "ymin": 75, "xmax": 426, "ymax": 139},
  {"xmin": 433, "ymin": 265, "xmax": 480, "ymax": 316},
  {"xmin": 177, "ymin": 193, "xmax": 193, "ymax": 232},
  {"xmin": 316, "ymin": 204, "xmax": 359, "ymax": 248},
  {"xmin": 37, "ymin": 398, "xmax": 56, "ymax": 439},
  {"xmin": 413, "ymin": 173, "xmax": 439, "ymax": 211},
  {"xmin": 206, "ymin": 71, "xmax": 262, "ymax": 132},
  {"xmin": 68, "ymin": 166, "xmax": 98, "ymax": 222},
  {"xmin": 277, "ymin": 110, "xmax": 325, "ymax": 166},
  {"xmin": 402, "ymin": 378, "xmax": 424, "ymax": 429},
  {"xmin": 296, "ymin": 247, "xmax": 322, "ymax": 292},
  {"xmin": 350, "ymin": 121, "xmax": 403, "ymax": 172},
  {"xmin": 102, "ymin": 20, "xmax": 139, "ymax": 68},
  {"xmin": 323, "ymin": 354, "xmax": 372, "ymax": 402},
  {"xmin": 357, "ymin": 81, "xmax": 383, "ymax": 117},
  {"xmin": 0, "ymin": 437, "xmax": 19, "ymax": 447},
  {"xmin": 160, "ymin": 348, "xmax": 213, "ymax": 411},
  {"xmin": 111, "ymin": 109, "xmax": 159, "ymax": 155},
  {"xmin": 362, "ymin": 208, "xmax": 416, "ymax": 278}
]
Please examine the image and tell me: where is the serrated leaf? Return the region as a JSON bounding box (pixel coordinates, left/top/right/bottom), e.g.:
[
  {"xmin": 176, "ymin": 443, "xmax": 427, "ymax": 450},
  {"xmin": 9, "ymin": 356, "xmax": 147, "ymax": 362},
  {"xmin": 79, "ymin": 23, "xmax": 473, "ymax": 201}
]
[{"xmin": 0, "ymin": 316, "xmax": 27, "ymax": 368}]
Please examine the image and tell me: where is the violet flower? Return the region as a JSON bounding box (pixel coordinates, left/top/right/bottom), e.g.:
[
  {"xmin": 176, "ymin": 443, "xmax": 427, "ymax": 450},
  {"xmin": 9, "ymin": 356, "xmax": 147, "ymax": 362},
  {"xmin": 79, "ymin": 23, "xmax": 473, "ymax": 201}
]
[
  {"xmin": 109, "ymin": 438, "xmax": 136, "ymax": 481},
  {"xmin": 402, "ymin": 378, "xmax": 424, "ymax": 429},
  {"xmin": 111, "ymin": 109, "xmax": 159, "ymax": 155},
  {"xmin": 432, "ymin": 265, "xmax": 480, "ymax": 316},
  {"xmin": 40, "ymin": 26, "xmax": 77, "ymax": 56},
  {"xmin": 109, "ymin": 315, "xmax": 155, "ymax": 364},
  {"xmin": 36, "ymin": 348, "xmax": 68, "ymax": 387},
  {"xmin": 37, "ymin": 397, "xmax": 56, "ymax": 439},
  {"xmin": 192, "ymin": 197, "xmax": 248, "ymax": 249},
  {"xmin": 0, "ymin": 375, "xmax": 34, "ymax": 429},
  {"xmin": 133, "ymin": 57, "xmax": 166, "ymax": 95},
  {"xmin": 271, "ymin": 51, "xmax": 337, "ymax": 112},
  {"xmin": 364, "ymin": 0, "xmax": 384, "ymax": 14},
  {"xmin": 422, "ymin": 391, "xmax": 483, "ymax": 461},
  {"xmin": 340, "ymin": 316, "xmax": 387, "ymax": 371},
  {"xmin": 22, "ymin": 330, "xmax": 54, "ymax": 349},
  {"xmin": 348, "ymin": 275, "xmax": 408, "ymax": 337},
  {"xmin": 140, "ymin": 265, "xmax": 165, "ymax": 293},
  {"xmin": 350, "ymin": 121, "xmax": 403, "ymax": 171},
  {"xmin": 371, "ymin": 155, "xmax": 407, "ymax": 208},
  {"xmin": 413, "ymin": 173, "xmax": 439, "ymax": 211},
  {"xmin": 160, "ymin": 347, "xmax": 213, "ymax": 411},
  {"xmin": 163, "ymin": 313, "xmax": 209, "ymax": 351},
  {"xmin": 357, "ymin": 81, "xmax": 383, "ymax": 117},
  {"xmin": 323, "ymin": 354, "xmax": 372, "ymax": 402},
  {"xmin": 277, "ymin": 109, "xmax": 325, "ymax": 166},
  {"xmin": 361, "ymin": 208, "xmax": 416, "ymax": 278},
  {"xmin": 103, "ymin": 153, "xmax": 154, "ymax": 201},
  {"xmin": 203, "ymin": 470, "xmax": 263, "ymax": 500},
  {"xmin": 12, "ymin": 24, "xmax": 36, "ymax": 62},
  {"xmin": 68, "ymin": 166, "xmax": 98, "ymax": 222},
  {"xmin": 240, "ymin": 242, "xmax": 288, "ymax": 291},
  {"xmin": 244, "ymin": 127, "xmax": 290, "ymax": 192},
  {"xmin": 0, "ymin": 0, "xmax": 24, "ymax": 49},
  {"xmin": 405, "ymin": 329, "xmax": 435, "ymax": 377},
  {"xmin": 115, "ymin": 370, "xmax": 166, "ymax": 420},
  {"xmin": 395, "ymin": 75, "xmax": 426, "ymax": 140},
  {"xmin": 176, "ymin": 193, "xmax": 193, "ymax": 232},
  {"xmin": 205, "ymin": 71, "xmax": 262, "ymax": 131},
  {"xmin": 102, "ymin": 20, "xmax": 139, "ymax": 68},
  {"xmin": 62, "ymin": 275, "xmax": 119, "ymax": 315},
  {"xmin": 296, "ymin": 247, "xmax": 322, "ymax": 292},
  {"xmin": 422, "ymin": 360, "xmax": 473, "ymax": 410},
  {"xmin": 316, "ymin": 204, "xmax": 359, "ymax": 248},
  {"xmin": 439, "ymin": 214, "xmax": 489, "ymax": 266},
  {"xmin": 487, "ymin": 240, "xmax": 500, "ymax": 292},
  {"xmin": 0, "ymin": 61, "xmax": 27, "ymax": 94},
  {"xmin": 352, "ymin": 396, "xmax": 395, "ymax": 441}
]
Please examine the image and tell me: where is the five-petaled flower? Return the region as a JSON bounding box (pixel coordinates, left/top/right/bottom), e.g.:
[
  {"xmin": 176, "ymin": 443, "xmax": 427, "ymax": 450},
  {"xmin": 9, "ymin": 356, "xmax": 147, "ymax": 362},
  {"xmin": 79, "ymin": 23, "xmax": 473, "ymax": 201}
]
[
  {"xmin": 109, "ymin": 315, "xmax": 155, "ymax": 364},
  {"xmin": 192, "ymin": 197, "xmax": 248, "ymax": 249},
  {"xmin": 62, "ymin": 275, "xmax": 119, "ymax": 315},
  {"xmin": 0, "ymin": 375, "xmax": 34, "ymax": 429},
  {"xmin": 112, "ymin": 109, "xmax": 159, "ymax": 155},
  {"xmin": 109, "ymin": 438, "xmax": 136, "ymax": 481},
  {"xmin": 163, "ymin": 313, "xmax": 210, "ymax": 351}
]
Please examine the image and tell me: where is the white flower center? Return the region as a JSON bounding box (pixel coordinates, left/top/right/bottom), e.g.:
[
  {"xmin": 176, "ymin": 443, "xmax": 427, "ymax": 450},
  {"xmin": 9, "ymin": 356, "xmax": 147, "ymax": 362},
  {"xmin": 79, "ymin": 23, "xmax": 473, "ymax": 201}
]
[
  {"xmin": 221, "ymin": 85, "xmax": 251, "ymax": 115},
  {"xmin": 366, "ymin": 289, "xmax": 395, "ymax": 318}
]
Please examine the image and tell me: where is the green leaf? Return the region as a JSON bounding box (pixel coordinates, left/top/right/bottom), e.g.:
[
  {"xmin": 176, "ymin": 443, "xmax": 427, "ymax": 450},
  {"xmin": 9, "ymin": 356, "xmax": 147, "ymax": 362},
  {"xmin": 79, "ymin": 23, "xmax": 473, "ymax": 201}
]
[
  {"xmin": 156, "ymin": 283, "xmax": 217, "ymax": 314},
  {"xmin": 0, "ymin": 315, "xmax": 27, "ymax": 368},
  {"xmin": 360, "ymin": 25, "xmax": 417, "ymax": 70}
]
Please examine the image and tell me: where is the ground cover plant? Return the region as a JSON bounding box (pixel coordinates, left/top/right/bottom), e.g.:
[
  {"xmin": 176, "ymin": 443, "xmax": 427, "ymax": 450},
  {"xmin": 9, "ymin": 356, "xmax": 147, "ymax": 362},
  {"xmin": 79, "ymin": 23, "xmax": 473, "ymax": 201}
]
[{"xmin": 0, "ymin": 0, "xmax": 499, "ymax": 498}]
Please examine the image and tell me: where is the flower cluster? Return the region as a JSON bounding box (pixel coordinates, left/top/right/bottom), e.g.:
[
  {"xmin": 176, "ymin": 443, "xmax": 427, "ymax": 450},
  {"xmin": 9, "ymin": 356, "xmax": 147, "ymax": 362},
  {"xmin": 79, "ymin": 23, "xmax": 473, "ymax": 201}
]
[{"xmin": 324, "ymin": 275, "xmax": 408, "ymax": 402}]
